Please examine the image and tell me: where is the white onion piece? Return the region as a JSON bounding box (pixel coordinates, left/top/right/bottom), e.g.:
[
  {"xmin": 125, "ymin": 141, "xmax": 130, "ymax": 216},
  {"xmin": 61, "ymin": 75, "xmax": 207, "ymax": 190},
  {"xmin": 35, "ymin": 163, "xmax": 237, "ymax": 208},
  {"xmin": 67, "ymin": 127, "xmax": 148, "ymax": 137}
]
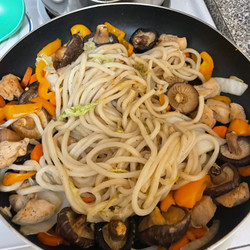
[
  {"xmin": 0, "ymin": 118, "xmax": 19, "ymax": 128},
  {"xmin": 215, "ymin": 77, "xmax": 248, "ymax": 96},
  {"xmin": 37, "ymin": 190, "xmax": 62, "ymax": 212},
  {"xmin": 197, "ymin": 136, "xmax": 225, "ymax": 155},
  {"xmin": 181, "ymin": 220, "xmax": 220, "ymax": 250},
  {"xmin": 17, "ymin": 185, "xmax": 44, "ymax": 195}
]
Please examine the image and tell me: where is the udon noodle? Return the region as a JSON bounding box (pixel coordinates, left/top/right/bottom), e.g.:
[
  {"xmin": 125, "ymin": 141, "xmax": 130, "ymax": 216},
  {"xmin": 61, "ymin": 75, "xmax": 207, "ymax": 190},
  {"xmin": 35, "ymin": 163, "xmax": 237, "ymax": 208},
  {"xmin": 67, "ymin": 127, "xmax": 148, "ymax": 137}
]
[{"xmin": 13, "ymin": 41, "xmax": 222, "ymax": 222}]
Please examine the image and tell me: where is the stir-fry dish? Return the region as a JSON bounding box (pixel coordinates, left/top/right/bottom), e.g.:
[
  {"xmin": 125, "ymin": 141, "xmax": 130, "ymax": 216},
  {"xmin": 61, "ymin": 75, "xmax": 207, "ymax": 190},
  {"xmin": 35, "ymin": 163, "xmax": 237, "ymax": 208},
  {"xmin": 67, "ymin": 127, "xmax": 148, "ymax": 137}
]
[{"xmin": 0, "ymin": 22, "xmax": 249, "ymax": 249}]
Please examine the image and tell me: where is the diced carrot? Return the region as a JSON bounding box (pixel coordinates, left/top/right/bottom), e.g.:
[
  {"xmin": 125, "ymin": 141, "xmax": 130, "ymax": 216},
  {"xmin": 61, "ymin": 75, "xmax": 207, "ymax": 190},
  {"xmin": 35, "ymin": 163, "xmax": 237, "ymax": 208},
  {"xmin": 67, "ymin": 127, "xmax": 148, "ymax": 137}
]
[
  {"xmin": 169, "ymin": 234, "xmax": 189, "ymax": 250},
  {"xmin": 0, "ymin": 95, "xmax": 5, "ymax": 108},
  {"xmin": 21, "ymin": 67, "xmax": 33, "ymax": 88},
  {"xmin": 238, "ymin": 165, "xmax": 250, "ymax": 177},
  {"xmin": 185, "ymin": 52, "xmax": 190, "ymax": 57},
  {"xmin": 30, "ymin": 144, "xmax": 43, "ymax": 163},
  {"xmin": 212, "ymin": 126, "xmax": 228, "ymax": 138},
  {"xmin": 188, "ymin": 227, "xmax": 208, "ymax": 239},
  {"xmin": 81, "ymin": 196, "xmax": 96, "ymax": 203},
  {"xmin": 37, "ymin": 230, "xmax": 63, "ymax": 246},
  {"xmin": 160, "ymin": 191, "xmax": 175, "ymax": 212},
  {"xmin": 29, "ymin": 73, "xmax": 37, "ymax": 84},
  {"xmin": 6, "ymin": 101, "xmax": 18, "ymax": 105}
]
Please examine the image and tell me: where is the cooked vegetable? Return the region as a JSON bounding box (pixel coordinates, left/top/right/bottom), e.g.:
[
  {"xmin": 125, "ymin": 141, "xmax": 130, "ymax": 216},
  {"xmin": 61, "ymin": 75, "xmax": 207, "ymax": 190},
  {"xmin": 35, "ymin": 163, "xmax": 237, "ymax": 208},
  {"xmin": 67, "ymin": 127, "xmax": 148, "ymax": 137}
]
[
  {"xmin": 212, "ymin": 126, "xmax": 228, "ymax": 138},
  {"xmin": 30, "ymin": 144, "xmax": 43, "ymax": 163},
  {"xmin": 169, "ymin": 234, "xmax": 189, "ymax": 250},
  {"xmin": 160, "ymin": 191, "xmax": 175, "ymax": 212},
  {"xmin": 212, "ymin": 95, "xmax": 231, "ymax": 104},
  {"xmin": 29, "ymin": 73, "xmax": 37, "ymax": 84},
  {"xmin": 187, "ymin": 227, "xmax": 208, "ymax": 239},
  {"xmin": 120, "ymin": 38, "xmax": 134, "ymax": 57},
  {"xmin": 21, "ymin": 67, "xmax": 33, "ymax": 88},
  {"xmin": 57, "ymin": 207, "xmax": 94, "ymax": 248},
  {"xmin": 30, "ymin": 96, "xmax": 56, "ymax": 117},
  {"xmin": 228, "ymin": 119, "xmax": 250, "ymax": 136},
  {"xmin": 214, "ymin": 77, "xmax": 248, "ymax": 96},
  {"xmin": 238, "ymin": 165, "xmax": 250, "ymax": 177},
  {"xmin": 199, "ymin": 51, "xmax": 214, "ymax": 81},
  {"xmin": 3, "ymin": 171, "xmax": 36, "ymax": 186},
  {"xmin": 159, "ymin": 94, "xmax": 171, "ymax": 111},
  {"xmin": 37, "ymin": 230, "xmax": 64, "ymax": 246},
  {"xmin": 174, "ymin": 175, "xmax": 211, "ymax": 208},
  {"xmin": 18, "ymin": 81, "xmax": 39, "ymax": 104},
  {"xmin": 167, "ymin": 83, "xmax": 199, "ymax": 114},
  {"xmin": 0, "ymin": 95, "xmax": 5, "ymax": 108},
  {"xmin": 129, "ymin": 28, "xmax": 159, "ymax": 53},
  {"xmin": 205, "ymin": 163, "xmax": 240, "ymax": 198},
  {"xmin": 138, "ymin": 206, "xmax": 190, "ymax": 247},
  {"xmin": 37, "ymin": 38, "xmax": 61, "ymax": 57},
  {"xmin": 71, "ymin": 24, "xmax": 91, "ymax": 38},
  {"xmin": 105, "ymin": 22, "xmax": 126, "ymax": 43},
  {"xmin": 0, "ymin": 128, "xmax": 21, "ymax": 142}
]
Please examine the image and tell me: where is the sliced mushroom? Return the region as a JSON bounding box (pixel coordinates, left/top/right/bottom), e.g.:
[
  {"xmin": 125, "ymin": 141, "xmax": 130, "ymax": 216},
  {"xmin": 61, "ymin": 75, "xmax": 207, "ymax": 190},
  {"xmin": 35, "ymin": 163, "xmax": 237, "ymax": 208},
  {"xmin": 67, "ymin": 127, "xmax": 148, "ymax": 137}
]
[
  {"xmin": 18, "ymin": 82, "xmax": 39, "ymax": 104},
  {"xmin": 206, "ymin": 99, "xmax": 230, "ymax": 124},
  {"xmin": 12, "ymin": 199, "xmax": 56, "ymax": 225},
  {"xmin": 215, "ymin": 182, "xmax": 249, "ymax": 207},
  {"xmin": 130, "ymin": 28, "xmax": 159, "ymax": 53},
  {"xmin": 205, "ymin": 163, "xmax": 240, "ymax": 198},
  {"xmin": 36, "ymin": 108, "xmax": 50, "ymax": 128},
  {"xmin": 0, "ymin": 74, "xmax": 23, "ymax": 101},
  {"xmin": 0, "ymin": 128, "xmax": 21, "ymax": 142},
  {"xmin": 164, "ymin": 75, "xmax": 186, "ymax": 85},
  {"xmin": 218, "ymin": 133, "xmax": 250, "ymax": 166},
  {"xmin": 0, "ymin": 138, "xmax": 29, "ymax": 169},
  {"xmin": 194, "ymin": 78, "xmax": 220, "ymax": 99},
  {"xmin": 9, "ymin": 193, "xmax": 36, "ymax": 212},
  {"xmin": 230, "ymin": 103, "xmax": 246, "ymax": 121},
  {"xmin": 11, "ymin": 116, "xmax": 41, "ymax": 139},
  {"xmin": 57, "ymin": 207, "xmax": 94, "ymax": 248},
  {"xmin": 191, "ymin": 196, "xmax": 217, "ymax": 227},
  {"xmin": 95, "ymin": 218, "xmax": 135, "ymax": 250},
  {"xmin": 158, "ymin": 34, "xmax": 187, "ymax": 50},
  {"xmin": 84, "ymin": 24, "xmax": 118, "ymax": 47},
  {"xmin": 54, "ymin": 34, "xmax": 83, "ymax": 69},
  {"xmin": 138, "ymin": 206, "xmax": 190, "ymax": 247},
  {"xmin": 167, "ymin": 83, "xmax": 199, "ymax": 114}
]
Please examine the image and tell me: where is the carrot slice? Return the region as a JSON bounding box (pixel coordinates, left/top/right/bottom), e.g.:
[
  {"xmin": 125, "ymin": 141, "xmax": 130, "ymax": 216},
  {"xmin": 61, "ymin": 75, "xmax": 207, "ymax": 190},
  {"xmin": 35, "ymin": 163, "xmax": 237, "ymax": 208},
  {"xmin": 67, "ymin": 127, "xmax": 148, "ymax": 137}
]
[
  {"xmin": 0, "ymin": 95, "xmax": 5, "ymax": 108},
  {"xmin": 212, "ymin": 126, "xmax": 228, "ymax": 138},
  {"xmin": 81, "ymin": 196, "xmax": 96, "ymax": 203},
  {"xmin": 30, "ymin": 144, "xmax": 43, "ymax": 163},
  {"xmin": 29, "ymin": 73, "xmax": 37, "ymax": 84},
  {"xmin": 37, "ymin": 231, "xmax": 63, "ymax": 246},
  {"xmin": 169, "ymin": 234, "xmax": 189, "ymax": 250},
  {"xmin": 21, "ymin": 67, "xmax": 33, "ymax": 88},
  {"xmin": 238, "ymin": 165, "xmax": 250, "ymax": 177},
  {"xmin": 160, "ymin": 191, "xmax": 175, "ymax": 212},
  {"xmin": 188, "ymin": 227, "xmax": 208, "ymax": 239}
]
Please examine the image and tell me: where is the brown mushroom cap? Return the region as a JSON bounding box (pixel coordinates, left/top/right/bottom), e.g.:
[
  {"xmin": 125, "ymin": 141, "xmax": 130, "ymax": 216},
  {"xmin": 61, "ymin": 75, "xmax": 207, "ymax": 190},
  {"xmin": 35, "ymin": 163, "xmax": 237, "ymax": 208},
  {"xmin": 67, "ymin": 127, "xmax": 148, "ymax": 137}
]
[{"xmin": 167, "ymin": 82, "xmax": 199, "ymax": 114}]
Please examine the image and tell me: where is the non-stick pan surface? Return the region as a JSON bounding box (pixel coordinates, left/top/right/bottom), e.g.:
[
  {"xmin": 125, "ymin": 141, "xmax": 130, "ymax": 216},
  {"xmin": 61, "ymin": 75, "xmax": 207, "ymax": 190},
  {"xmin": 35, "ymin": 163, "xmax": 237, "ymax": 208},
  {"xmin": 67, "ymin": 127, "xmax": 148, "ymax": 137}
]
[{"xmin": 0, "ymin": 3, "xmax": 249, "ymax": 250}]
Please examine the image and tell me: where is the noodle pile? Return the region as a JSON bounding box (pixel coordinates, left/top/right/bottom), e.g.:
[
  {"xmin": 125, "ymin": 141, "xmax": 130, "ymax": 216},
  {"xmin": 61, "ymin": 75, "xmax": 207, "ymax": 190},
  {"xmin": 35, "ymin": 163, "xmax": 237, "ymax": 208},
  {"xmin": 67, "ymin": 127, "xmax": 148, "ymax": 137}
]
[{"xmin": 5, "ymin": 41, "xmax": 222, "ymax": 222}]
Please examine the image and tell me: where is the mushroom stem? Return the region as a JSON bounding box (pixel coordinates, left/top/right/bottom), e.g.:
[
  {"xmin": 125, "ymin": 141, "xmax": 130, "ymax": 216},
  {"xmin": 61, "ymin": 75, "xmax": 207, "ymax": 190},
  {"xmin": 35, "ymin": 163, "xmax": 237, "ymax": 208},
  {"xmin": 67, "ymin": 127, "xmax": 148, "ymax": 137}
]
[
  {"xmin": 175, "ymin": 93, "xmax": 184, "ymax": 103},
  {"xmin": 226, "ymin": 132, "xmax": 242, "ymax": 155},
  {"xmin": 93, "ymin": 25, "xmax": 110, "ymax": 44}
]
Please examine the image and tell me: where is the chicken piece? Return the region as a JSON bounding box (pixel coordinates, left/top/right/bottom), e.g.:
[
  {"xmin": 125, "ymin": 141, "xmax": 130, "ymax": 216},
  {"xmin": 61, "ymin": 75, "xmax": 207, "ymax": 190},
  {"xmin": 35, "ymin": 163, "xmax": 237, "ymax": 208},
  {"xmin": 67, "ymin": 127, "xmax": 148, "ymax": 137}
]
[
  {"xmin": 215, "ymin": 182, "xmax": 249, "ymax": 207},
  {"xmin": 199, "ymin": 104, "xmax": 216, "ymax": 128},
  {"xmin": 9, "ymin": 194, "xmax": 36, "ymax": 212},
  {"xmin": 158, "ymin": 34, "xmax": 187, "ymax": 50},
  {"xmin": 206, "ymin": 99, "xmax": 230, "ymax": 124},
  {"xmin": 0, "ymin": 74, "xmax": 23, "ymax": 101},
  {"xmin": 191, "ymin": 196, "xmax": 217, "ymax": 227},
  {"xmin": 194, "ymin": 78, "xmax": 220, "ymax": 99},
  {"xmin": 0, "ymin": 138, "xmax": 29, "ymax": 169},
  {"xmin": 230, "ymin": 103, "xmax": 246, "ymax": 121},
  {"xmin": 12, "ymin": 199, "xmax": 56, "ymax": 225}
]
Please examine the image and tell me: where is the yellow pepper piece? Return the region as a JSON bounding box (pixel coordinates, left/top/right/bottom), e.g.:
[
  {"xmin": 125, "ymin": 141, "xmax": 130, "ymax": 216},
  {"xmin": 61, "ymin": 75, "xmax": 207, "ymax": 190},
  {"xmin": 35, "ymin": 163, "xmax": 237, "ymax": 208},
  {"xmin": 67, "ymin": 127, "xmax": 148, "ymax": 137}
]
[
  {"xmin": 199, "ymin": 51, "xmax": 214, "ymax": 81},
  {"xmin": 212, "ymin": 95, "xmax": 231, "ymax": 104},
  {"xmin": 228, "ymin": 119, "xmax": 250, "ymax": 136},
  {"xmin": 3, "ymin": 171, "xmax": 37, "ymax": 186},
  {"xmin": 30, "ymin": 96, "xmax": 56, "ymax": 117},
  {"xmin": 105, "ymin": 22, "xmax": 126, "ymax": 43},
  {"xmin": 37, "ymin": 38, "xmax": 61, "ymax": 57},
  {"xmin": 70, "ymin": 24, "xmax": 91, "ymax": 38},
  {"xmin": 120, "ymin": 38, "xmax": 134, "ymax": 57},
  {"xmin": 4, "ymin": 103, "xmax": 42, "ymax": 120}
]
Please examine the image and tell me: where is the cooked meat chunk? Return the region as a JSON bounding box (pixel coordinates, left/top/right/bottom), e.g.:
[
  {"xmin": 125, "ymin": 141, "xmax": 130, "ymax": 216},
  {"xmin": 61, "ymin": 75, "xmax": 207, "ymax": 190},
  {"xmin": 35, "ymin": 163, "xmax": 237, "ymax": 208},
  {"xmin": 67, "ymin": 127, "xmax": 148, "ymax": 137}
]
[
  {"xmin": 0, "ymin": 138, "xmax": 29, "ymax": 169},
  {"xmin": 158, "ymin": 34, "xmax": 187, "ymax": 50},
  {"xmin": 215, "ymin": 182, "xmax": 249, "ymax": 207},
  {"xmin": 206, "ymin": 99, "xmax": 230, "ymax": 124},
  {"xmin": 194, "ymin": 78, "xmax": 220, "ymax": 99},
  {"xmin": 230, "ymin": 103, "xmax": 246, "ymax": 121},
  {"xmin": 0, "ymin": 74, "xmax": 23, "ymax": 101},
  {"xmin": 12, "ymin": 199, "xmax": 56, "ymax": 225},
  {"xmin": 199, "ymin": 104, "xmax": 216, "ymax": 128},
  {"xmin": 191, "ymin": 196, "xmax": 217, "ymax": 227},
  {"xmin": 9, "ymin": 194, "xmax": 36, "ymax": 212}
]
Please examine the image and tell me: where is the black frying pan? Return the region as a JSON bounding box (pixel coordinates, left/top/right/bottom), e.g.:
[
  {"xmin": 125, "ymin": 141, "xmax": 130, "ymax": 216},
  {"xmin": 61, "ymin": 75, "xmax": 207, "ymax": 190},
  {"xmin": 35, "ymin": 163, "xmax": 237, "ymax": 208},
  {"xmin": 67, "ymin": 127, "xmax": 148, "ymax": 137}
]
[{"xmin": 0, "ymin": 3, "xmax": 249, "ymax": 250}]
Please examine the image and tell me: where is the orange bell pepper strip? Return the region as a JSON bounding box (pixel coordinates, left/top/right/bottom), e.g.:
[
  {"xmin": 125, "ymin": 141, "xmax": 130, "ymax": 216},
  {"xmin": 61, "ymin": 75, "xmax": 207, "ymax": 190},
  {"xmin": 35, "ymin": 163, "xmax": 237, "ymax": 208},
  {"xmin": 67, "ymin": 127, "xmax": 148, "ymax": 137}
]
[
  {"xmin": 228, "ymin": 119, "xmax": 250, "ymax": 136},
  {"xmin": 0, "ymin": 108, "xmax": 6, "ymax": 120},
  {"xmin": 37, "ymin": 38, "xmax": 61, "ymax": 57},
  {"xmin": 37, "ymin": 230, "xmax": 64, "ymax": 246},
  {"xmin": 81, "ymin": 196, "xmax": 96, "ymax": 203},
  {"xmin": 30, "ymin": 144, "xmax": 44, "ymax": 163},
  {"xmin": 104, "ymin": 22, "xmax": 126, "ymax": 43},
  {"xmin": 212, "ymin": 125, "xmax": 228, "ymax": 138},
  {"xmin": 29, "ymin": 73, "xmax": 37, "ymax": 84},
  {"xmin": 70, "ymin": 24, "xmax": 91, "ymax": 38},
  {"xmin": 120, "ymin": 38, "xmax": 134, "ymax": 57},
  {"xmin": 0, "ymin": 95, "xmax": 5, "ymax": 108},
  {"xmin": 199, "ymin": 51, "xmax": 214, "ymax": 81},
  {"xmin": 238, "ymin": 166, "xmax": 250, "ymax": 177},
  {"xmin": 21, "ymin": 67, "xmax": 33, "ymax": 88},
  {"xmin": 173, "ymin": 175, "xmax": 211, "ymax": 208},
  {"xmin": 3, "ymin": 103, "xmax": 42, "ymax": 120},
  {"xmin": 212, "ymin": 95, "xmax": 231, "ymax": 104},
  {"xmin": 30, "ymin": 96, "xmax": 56, "ymax": 117},
  {"xmin": 3, "ymin": 171, "xmax": 37, "ymax": 186},
  {"xmin": 160, "ymin": 191, "xmax": 175, "ymax": 212},
  {"xmin": 6, "ymin": 101, "xmax": 18, "ymax": 105}
]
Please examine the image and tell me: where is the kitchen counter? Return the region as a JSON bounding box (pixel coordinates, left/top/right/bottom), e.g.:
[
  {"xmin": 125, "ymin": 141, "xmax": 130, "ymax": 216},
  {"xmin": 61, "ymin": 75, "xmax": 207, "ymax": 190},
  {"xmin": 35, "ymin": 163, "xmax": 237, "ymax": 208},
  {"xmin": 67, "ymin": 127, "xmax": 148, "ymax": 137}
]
[{"xmin": 204, "ymin": 0, "xmax": 249, "ymax": 59}]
